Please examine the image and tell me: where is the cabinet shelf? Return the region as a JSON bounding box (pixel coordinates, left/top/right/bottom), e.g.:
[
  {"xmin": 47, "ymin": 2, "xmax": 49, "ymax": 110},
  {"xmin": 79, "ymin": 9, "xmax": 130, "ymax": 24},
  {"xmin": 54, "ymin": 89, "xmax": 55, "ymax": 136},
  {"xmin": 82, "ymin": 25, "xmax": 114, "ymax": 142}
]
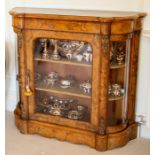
[
  {"xmin": 35, "ymin": 56, "xmax": 92, "ymax": 67},
  {"xmin": 35, "ymin": 84, "xmax": 91, "ymax": 99},
  {"xmin": 36, "ymin": 107, "xmax": 90, "ymax": 122},
  {"xmin": 109, "ymin": 94, "xmax": 124, "ymax": 101},
  {"xmin": 110, "ymin": 63, "xmax": 125, "ymax": 69}
]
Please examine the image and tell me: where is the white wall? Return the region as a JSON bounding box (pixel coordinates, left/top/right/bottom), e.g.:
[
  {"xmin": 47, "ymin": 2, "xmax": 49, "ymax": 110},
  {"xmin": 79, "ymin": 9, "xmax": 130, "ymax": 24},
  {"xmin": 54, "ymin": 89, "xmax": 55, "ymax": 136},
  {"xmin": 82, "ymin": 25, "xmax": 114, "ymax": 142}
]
[
  {"xmin": 5, "ymin": 0, "xmax": 150, "ymax": 138},
  {"xmin": 136, "ymin": 0, "xmax": 150, "ymax": 138}
]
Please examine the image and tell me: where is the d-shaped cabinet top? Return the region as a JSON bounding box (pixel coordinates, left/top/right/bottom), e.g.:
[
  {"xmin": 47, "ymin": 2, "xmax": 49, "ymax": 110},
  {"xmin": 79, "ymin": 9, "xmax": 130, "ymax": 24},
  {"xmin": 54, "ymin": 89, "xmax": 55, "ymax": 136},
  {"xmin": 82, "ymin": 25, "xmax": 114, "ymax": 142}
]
[
  {"xmin": 10, "ymin": 7, "xmax": 146, "ymax": 151},
  {"xmin": 10, "ymin": 7, "xmax": 146, "ymax": 35}
]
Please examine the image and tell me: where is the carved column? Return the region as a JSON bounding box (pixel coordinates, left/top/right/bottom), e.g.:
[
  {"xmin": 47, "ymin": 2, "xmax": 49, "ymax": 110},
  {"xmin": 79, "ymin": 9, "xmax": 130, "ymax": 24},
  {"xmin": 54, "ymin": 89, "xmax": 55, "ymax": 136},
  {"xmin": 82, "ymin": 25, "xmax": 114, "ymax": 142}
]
[
  {"xmin": 96, "ymin": 117, "xmax": 107, "ymax": 151},
  {"xmin": 99, "ymin": 35, "xmax": 111, "ymax": 134},
  {"xmin": 15, "ymin": 28, "xmax": 29, "ymax": 124},
  {"xmin": 98, "ymin": 117, "xmax": 106, "ymax": 135}
]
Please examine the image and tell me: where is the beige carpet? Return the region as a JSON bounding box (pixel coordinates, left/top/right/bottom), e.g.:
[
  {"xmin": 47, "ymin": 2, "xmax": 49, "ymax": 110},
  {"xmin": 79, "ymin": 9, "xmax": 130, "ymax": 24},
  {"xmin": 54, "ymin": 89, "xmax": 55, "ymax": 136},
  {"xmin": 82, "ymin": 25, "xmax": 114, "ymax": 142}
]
[{"xmin": 6, "ymin": 112, "xmax": 150, "ymax": 155}]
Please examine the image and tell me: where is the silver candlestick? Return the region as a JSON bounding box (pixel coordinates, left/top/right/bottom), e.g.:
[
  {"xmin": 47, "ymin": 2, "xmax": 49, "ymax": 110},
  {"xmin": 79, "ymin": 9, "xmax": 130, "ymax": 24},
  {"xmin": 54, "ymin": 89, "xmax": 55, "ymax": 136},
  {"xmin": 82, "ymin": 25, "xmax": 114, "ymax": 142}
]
[
  {"xmin": 50, "ymin": 39, "xmax": 61, "ymax": 60},
  {"xmin": 42, "ymin": 39, "xmax": 49, "ymax": 59}
]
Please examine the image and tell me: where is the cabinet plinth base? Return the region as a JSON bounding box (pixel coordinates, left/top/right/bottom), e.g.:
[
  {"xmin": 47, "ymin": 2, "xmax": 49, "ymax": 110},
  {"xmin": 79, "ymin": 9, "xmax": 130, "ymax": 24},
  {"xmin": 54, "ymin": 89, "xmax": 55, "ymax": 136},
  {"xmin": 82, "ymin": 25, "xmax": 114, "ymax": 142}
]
[{"xmin": 14, "ymin": 108, "xmax": 137, "ymax": 151}]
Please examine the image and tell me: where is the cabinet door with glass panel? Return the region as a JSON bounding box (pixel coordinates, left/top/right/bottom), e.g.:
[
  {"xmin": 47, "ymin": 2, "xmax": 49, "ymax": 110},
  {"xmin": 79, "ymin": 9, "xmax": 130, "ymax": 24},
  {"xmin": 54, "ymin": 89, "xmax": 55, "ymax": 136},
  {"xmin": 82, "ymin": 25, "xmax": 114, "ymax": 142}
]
[
  {"xmin": 108, "ymin": 38, "xmax": 131, "ymax": 130},
  {"xmin": 32, "ymin": 37, "xmax": 98, "ymax": 127}
]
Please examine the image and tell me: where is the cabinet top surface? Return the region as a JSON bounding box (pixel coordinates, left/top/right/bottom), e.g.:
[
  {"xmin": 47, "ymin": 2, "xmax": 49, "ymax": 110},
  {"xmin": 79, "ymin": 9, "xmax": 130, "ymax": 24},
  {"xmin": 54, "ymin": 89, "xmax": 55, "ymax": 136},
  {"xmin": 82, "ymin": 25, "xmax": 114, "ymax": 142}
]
[{"xmin": 10, "ymin": 7, "xmax": 146, "ymax": 22}]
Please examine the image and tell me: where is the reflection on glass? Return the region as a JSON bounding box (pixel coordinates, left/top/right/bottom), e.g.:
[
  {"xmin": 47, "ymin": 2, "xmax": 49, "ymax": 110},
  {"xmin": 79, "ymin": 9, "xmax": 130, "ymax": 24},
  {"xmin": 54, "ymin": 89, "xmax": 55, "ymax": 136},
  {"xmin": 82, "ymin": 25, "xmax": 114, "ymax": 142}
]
[{"xmin": 108, "ymin": 40, "xmax": 130, "ymax": 126}]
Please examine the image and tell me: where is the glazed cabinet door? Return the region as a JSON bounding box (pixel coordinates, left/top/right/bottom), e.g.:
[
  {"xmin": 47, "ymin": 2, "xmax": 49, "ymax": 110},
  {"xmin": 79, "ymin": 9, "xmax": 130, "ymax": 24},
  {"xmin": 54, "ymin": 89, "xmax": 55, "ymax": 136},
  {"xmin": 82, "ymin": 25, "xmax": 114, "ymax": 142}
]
[
  {"xmin": 107, "ymin": 34, "xmax": 132, "ymax": 133},
  {"xmin": 24, "ymin": 30, "xmax": 101, "ymax": 131}
]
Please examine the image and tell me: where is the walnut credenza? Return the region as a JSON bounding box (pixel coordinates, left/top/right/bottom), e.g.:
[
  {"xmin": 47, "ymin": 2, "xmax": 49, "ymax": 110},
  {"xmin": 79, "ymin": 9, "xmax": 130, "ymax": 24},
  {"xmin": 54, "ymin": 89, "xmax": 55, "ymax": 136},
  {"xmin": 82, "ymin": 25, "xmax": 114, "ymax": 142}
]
[{"xmin": 10, "ymin": 7, "xmax": 146, "ymax": 151}]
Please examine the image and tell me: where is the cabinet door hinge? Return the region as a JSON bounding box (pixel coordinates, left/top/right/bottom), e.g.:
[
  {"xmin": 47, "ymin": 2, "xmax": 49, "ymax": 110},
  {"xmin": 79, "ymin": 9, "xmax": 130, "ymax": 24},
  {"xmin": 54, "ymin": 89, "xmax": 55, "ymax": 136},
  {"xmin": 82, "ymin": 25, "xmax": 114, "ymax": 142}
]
[
  {"xmin": 16, "ymin": 74, "xmax": 22, "ymax": 85},
  {"xmin": 16, "ymin": 74, "xmax": 20, "ymax": 81}
]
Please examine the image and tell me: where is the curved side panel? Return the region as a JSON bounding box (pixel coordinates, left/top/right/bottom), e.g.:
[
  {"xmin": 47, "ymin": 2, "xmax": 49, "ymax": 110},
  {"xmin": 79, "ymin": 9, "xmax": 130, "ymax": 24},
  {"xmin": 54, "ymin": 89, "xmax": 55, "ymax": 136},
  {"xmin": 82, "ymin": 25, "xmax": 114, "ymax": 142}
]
[{"xmin": 107, "ymin": 123, "xmax": 137, "ymax": 149}]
